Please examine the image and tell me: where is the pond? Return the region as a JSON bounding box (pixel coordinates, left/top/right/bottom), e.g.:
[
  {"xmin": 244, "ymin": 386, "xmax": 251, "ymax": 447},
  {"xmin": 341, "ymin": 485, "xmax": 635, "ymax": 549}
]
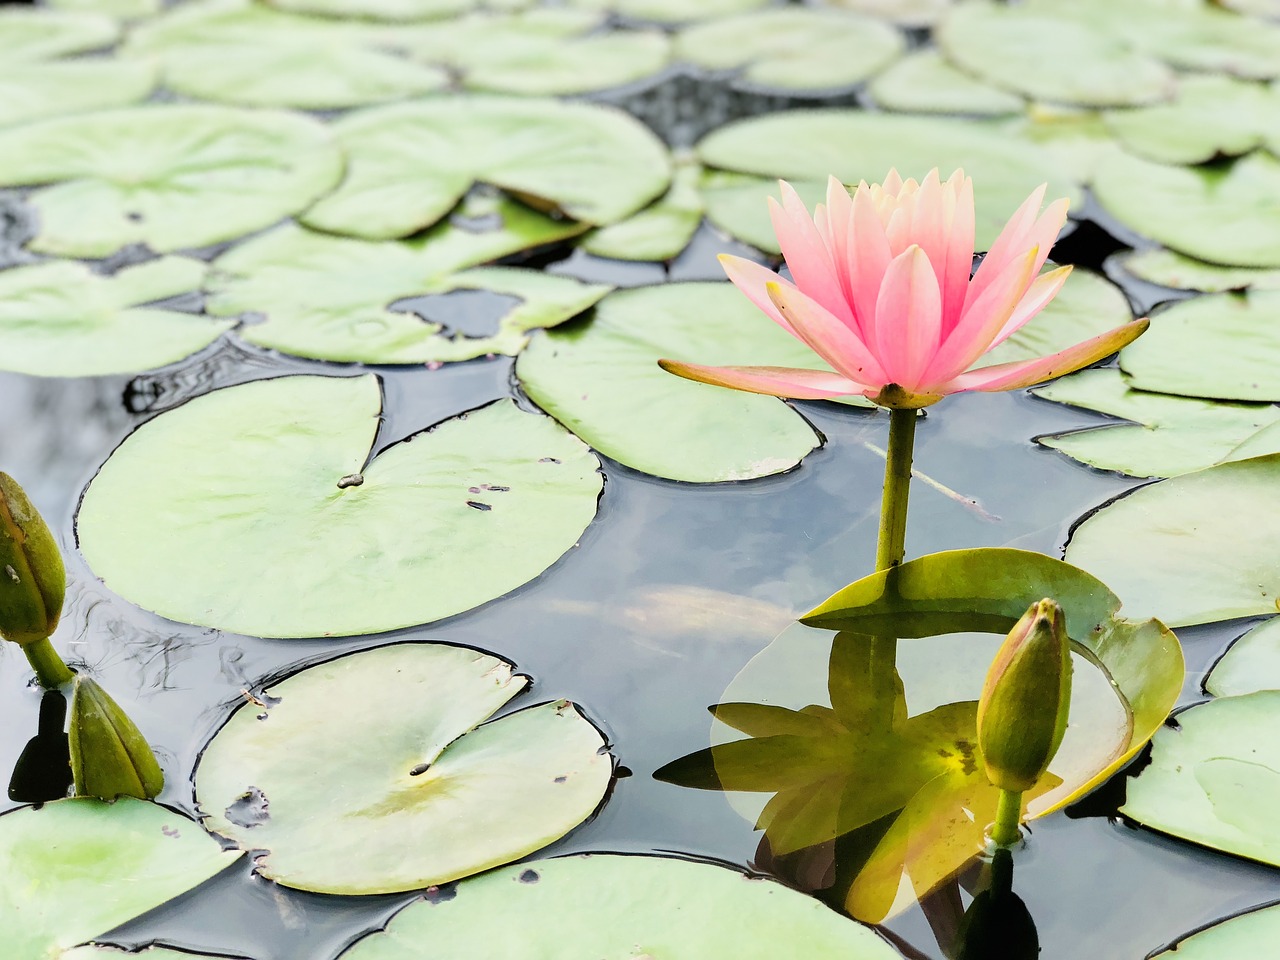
[{"xmin": 2, "ymin": 0, "xmax": 1280, "ymax": 958}]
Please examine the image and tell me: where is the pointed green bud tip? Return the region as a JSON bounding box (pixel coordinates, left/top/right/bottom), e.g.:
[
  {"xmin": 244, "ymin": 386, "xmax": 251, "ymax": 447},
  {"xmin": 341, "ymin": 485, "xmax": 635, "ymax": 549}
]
[
  {"xmin": 977, "ymin": 598, "xmax": 1072, "ymax": 794},
  {"xmin": 69, "ymin": 676, "xmax": 164, "ymax": 801},
  {"xmin": 0, "ymin": 472, "xmax": 65, "ymax": 646}
]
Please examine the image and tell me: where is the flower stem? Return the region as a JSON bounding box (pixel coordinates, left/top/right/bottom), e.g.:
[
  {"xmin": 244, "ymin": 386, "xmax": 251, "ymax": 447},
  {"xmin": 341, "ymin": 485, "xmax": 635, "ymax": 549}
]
[
  {"xmin": 875, "ymin": 408, "xmax": 917, "ymax": 573},
  {"xmin": 991, "ymin": 788, "xmax": 1024, "ymax": 847},
  {"xmin": 24, "ymin": 636, "xmax": 74, "ymax": 689}
]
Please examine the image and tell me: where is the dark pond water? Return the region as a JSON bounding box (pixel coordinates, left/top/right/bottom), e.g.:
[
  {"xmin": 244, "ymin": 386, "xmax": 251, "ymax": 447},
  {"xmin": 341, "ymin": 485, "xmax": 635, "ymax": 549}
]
[{"xmin": 2, "ymin": 34, "xmax": 1279, "ymax": 960}]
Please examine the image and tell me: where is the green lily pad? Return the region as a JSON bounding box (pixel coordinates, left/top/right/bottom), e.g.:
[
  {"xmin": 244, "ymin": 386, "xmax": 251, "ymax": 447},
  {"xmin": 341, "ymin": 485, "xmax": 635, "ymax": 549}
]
[
  {"xmin": 65, "ymin": 949, "xmax": 246, "ymax": 960},
  {"xmin": 581, "ymin": 158, "xmax": 704, "ymax": 261},
  {"xmin": 0, "ymin": 105, "xmax": 342, "ymax": 259},
  {"xmin": 0, "ymin": 8, "xmax": 118, "ymax": 61},
  {"xmin": 1032, "ymin": 369, "xmax": 1280, "ymax": 479},
  {"xmin": 399, "ymin": 9, "xmax": 669, "ymax": 95},
  {"xmin": 77, "ymin": 375, "xmax": 602, "ymax": 638},
  {"xmin": 337, "ymin": 854, "xmax": 900, "ymax": 958},
  {"xmin": 0, "ymin": 797, "xmax": 240, "ymax": 958},
  {"xmin": 1206, "ymin": 618, "xmax": 1280, "ymax": 697},
  {"xmin": 997, "ymin": 106, "xmax": 1120, "ymax": 185},
  {"xmin": 0, "ymin": 60, "xmax": 155, "ymax": 129},
  {"xmin": 1117, "ymin": 249, "xmax": 1280, "ymax": 293},
  {"xmin": 936, "ymin": 0, "xmax": 1175, "ymax": 107},
  {"xmin": 696, "ymin": 110, "xmax": 1079, "ymax": 251},
  {"xmin": 1065, "ymin": 454, "xmax": 1280, "ymax": 627},
  {"xmin": 568, "ymin": 0, "xmax": 771, "ymax": 23},
  {"xmin": 1118, "ymin": 291, "xmax": 1280, "ymax": 401},
  {"xmin": 302, "ymin": 95, "xmax": 671, "ymax": 241},
  {"xmin": 700, "ymin": 171, "xmax": 824, "ymax": 256},
  {"xmin": 196, "ymin": 643, "xmax": 611, "ymax": 895},
  {"xmin": 1122, "ymin": 691, "xmax": 1280, "ymax": 866},
  {"xmin": 867, "ymin": 50, "xmax": 1024, "ymax": 116},
  {"xmin": 1092, "ymin": 149, "xmax": 1280, "ymax": 269},
  {"xmin": 0, "ymin": 257, "xmax": 231, "ymax": 377},
  {"xmin": 1223, "ymin": 420, "xmax": 1280, "ymax": 461},
  {"xmin": 47, "ymin": 0, "xmax": 161, "ymax": 18},
  {"xmin": 1103, "ymin": 75, "xmax": 1276, "ymax": 165},
  {"xmin": 265, "ymin": 0, "xmax": 475, "ymax": 21},
  {"xmin": 205, "ymin": 212, "xmax": 603, "ymax": 364},
  {"xmin": 516, "ymin": 282, "xmax": 837, "ymax": 483},
  {"xmin": 124, "ymin": 0, "xmax": 447, "ymax": 109},
  {"xmin": 1151, "ymin": 903, "xmax": 1280, "ymax": 960},
  {"xmin": 675, "ymin": 8, "xmax": 904, "ymax": 92},
  {"xmin": 824, "ymin": 0, "xmax": 951, "ymax": 27}
]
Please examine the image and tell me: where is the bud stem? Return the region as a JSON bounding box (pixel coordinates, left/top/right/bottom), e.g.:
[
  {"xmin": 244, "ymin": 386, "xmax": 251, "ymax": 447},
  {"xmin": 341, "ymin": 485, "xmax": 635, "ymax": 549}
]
[
  {"xmin": 991, "ymin": 788, "xmax": 1024, "ymax": 847},
  {"xmin": 875, "ymin": 408, "xmax": 917, "ymax": 573},
  {"xmin": 24, "ymin": 636, "xmax": 74, "ymax": 689}
]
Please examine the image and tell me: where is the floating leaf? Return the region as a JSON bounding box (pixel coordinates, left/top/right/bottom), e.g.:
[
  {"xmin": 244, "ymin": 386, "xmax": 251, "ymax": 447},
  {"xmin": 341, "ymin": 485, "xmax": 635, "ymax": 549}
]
[
  {"xmin": 303, "ymin": 95, "xmax": 671, "ymax": 241},
  {"xmin": 1206, "ymin": 618, "xmax": 1280, "ymax": 697},
  {"xmin": 196, "ymin": 643, "xmax": 611, "ymax": 895},
  {"xmin": 0, "ymin": 60, "xmax": 155, "ymax": 129},
  {"xmin": 1032, "ymin": 369, "xmax": 1280, "ymax": 479},
  {"xmin": 1151, "ymin": 903, "xmax": 1280, "ymax": 960},
  {"xmin": 0, "ymin": 8, "xmax": 118, "ymax": 61},
  {"xmin": 1122, "ymin": 691, "xmax": 1280, "ymax": 866},
  {"xmin": 1065, "ymin": 454, "xmax": 1280, "ymax": 627},
  {"xmin": 337, "ymin": 854, "xmax": 901, "ymax": 958},
  {"xmin": 1223, "ymin": 420, "xmax": 1280, "ymax": 461},
  {"xmin": 581, "ymin": 158, "xmax": 704, "ymax": 261},
  {"xmin": 568, "ymin": 0, "xmax": 771, "ymax": 23},
  {"xmin": 124, "ymin": 0, "xmax": 447, "ymax": 109},
  {"xmin": 78, "ymin": 376, "xmax": 602, "ymax": 638},
  {"xmin": 0, "ymin": 105, "xmax": 342, "ymax": 259},
  {"xmin": 824, "ymin": 0, "xmax": 951, "ymax": 27},
  {"xmin": 1117, "ymin": 249, "xmax": 1280, "ymax": 293},
  {"xmin": 0, "ymin": 258, "xmax": 230, "ymax": 377},
  {"xmin": 700, "ymin": 171, "xmax": 825, "ymax": 256},
  {"xmin": 266, "ymin": 0, "xmax": 477, "ymax": 21},
  {"xmin": 1092, "ymin": 150, "xmax": 1280, "ymax": 268},
  {"xmin": 675, "ymin": 8, "xmax": 904, "ymax": 92},
  {"xmin": 47, "ymin": 0, "xmax": 160, "ymax": 17},
  {"xmin": 936, "ymin": 0, "xmax": 1175, "ymax": 107},
  {"xmin": 1103, "ymin": 75, "xmax": 1276, "ymax": 165},
  {"xmin": 1118, "ymin": 291, "xmax": 1280, "ymax": 401},
  {"xmin": 516, "ymin": 282, "xmax": 835, "ymax": 483},
  {"xmin": 997, "ymin": 105, "xmax": 1127, "ymax": 184},
  {"xmin": 867, "ymin": 50, "xmax": 1023, "ymax": 116},
  {"xmin": 0, "ymin": 798, "xmax": 239, "ymax": 958},
  {"xmin": 696, "ymin": 110, "xmax": 1079, "ymax": 251}
]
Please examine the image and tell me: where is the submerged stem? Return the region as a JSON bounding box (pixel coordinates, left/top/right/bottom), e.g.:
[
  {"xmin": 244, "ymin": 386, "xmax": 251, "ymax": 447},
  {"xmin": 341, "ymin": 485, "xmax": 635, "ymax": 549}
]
[
  {"xmin": 991, "ymin": 788, "xmax": 1024, "ymax": 847},
  {"xmin": 875, "ymin": 407, "xmax": 918, "ymax": 573},
  {"xmin": 24, "ymin": 636, "xmax": 74, "ymax": 689}
]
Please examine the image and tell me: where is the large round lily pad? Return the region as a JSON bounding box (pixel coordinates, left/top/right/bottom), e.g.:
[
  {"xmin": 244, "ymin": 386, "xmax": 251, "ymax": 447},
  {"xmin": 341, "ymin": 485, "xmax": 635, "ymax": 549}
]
[
  {"xmin": 302, "ymin": 96, "xmax": 672, "ymax": 241},
  {"xmin": 1093, "ymin": 150, "xmax": 1280, "ymax": 268},
  {"xmin": 0, "ymin": 60, "xmax": 155, "ymax": 129},
  {"xmin": 337, "ymin": 854, "xmax": 900, "ymax": 958},
  {"xmin": 0, "ymin": 257, "xmax": 232, "ymax": 377},
  {"xmin": 1122, "ymin": 691, "xmax": 1280, "ymax": 866},
  {"xmin": 1065, "ymin": 454, "xmax": 1280, "ymax": 627},
  {"xmin": 581, "ymin": 158, "xmax": 704, "ymax": 262},
  {"xmin": 516, "ymin": 282, "xmax": 834, "ymax": 483},
  {"xmin": 867, "ymin": 50, "xmax": 1023, "ymax": 116},
  {"xmin": 1151, "ymin": 904, "xmax": 1280, "ymax": 960},
  {"xmin": 196, "ymin": 643, "xmax": 612, "ymax": 895},
  {"xmin": 0, "ymin": 798, "xmax": 240, "ymax": 959},
  {"xmin": 568, "ymin": 0, "xmax": 770, "ymax": 23},
  {"xmin": 0, "ymin": 104, "xmax": 342, "ymax": 258},
  {"xmin": 1206, "ymin": 618, "xmax": 1280, "ymax": 698},
  {"xmin": 0, "ymin": 8, "xmax": 118, "ymax": 61},
  {"xmin": 1117, "ymin": 249, "xmax": 1280, "ymax": 293},
  {"xmin": 1117, "ymin": 291, "xmax": 1280, "ymax": 402},
  {"xmin": 77, "ymin": 375, "xmax": 602, "ymax": 638}
]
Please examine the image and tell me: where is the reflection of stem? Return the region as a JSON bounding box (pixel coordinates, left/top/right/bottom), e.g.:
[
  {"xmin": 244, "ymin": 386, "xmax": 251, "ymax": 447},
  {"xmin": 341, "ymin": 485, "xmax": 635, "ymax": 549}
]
[
  {"xmin": 24, "ymin": 637, "xmax": 74, "ymax": 688},
  {"xmin": 991, "ymin": 789, "xmax": 1023, "ymax": 846},
  {"xmin": 875, "ymin": 408, "xmax": 917, "ymax": 573}
]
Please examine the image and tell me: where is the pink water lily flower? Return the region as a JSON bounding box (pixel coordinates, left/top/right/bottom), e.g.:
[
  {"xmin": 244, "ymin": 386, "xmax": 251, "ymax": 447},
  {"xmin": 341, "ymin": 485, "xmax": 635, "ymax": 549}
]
[{"xmin": 660, "ymin": 169, "xmax": 1148, "ymax": 409}]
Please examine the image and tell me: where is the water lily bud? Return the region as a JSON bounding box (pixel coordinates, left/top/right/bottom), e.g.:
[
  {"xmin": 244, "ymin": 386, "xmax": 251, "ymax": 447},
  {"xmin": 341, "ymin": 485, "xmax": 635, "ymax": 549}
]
[
  {"xmin": 69, "ymin": 676, "xmax": 164, "ymax": 801},
  {"xmin": 0, "ymin": 472, "xmax": 65, "ymax": 646},
  {"xmin": 977, "ymin": 598, "xmax": 1072, "ymax": 793}
]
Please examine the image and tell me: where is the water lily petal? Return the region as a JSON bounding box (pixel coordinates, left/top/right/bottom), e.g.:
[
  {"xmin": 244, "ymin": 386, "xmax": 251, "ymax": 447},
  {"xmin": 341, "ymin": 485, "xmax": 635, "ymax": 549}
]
[
  {"xmin": 946, "ymin": 318, "xmax": 1150, "ymax": 393},
  {"xmin": 766, "ymin": 281, "xmax": 887, "ymax": 385},
  {"xmin": 965, "ymin": 183, "xmax": 1046, "ymax": 309},
  {"xmin": 873, "ymin": 245, "xmax": 943, "ymax": 388},
  {"xmin": 1026, "ymin": 197, "xmax": 1070, "ymax": 278},
  {"xmin": 657, "ymin": 359, "xmax": 872, "ymax": 399},
  {"xmin": 770, "ymin": 183, "xmax": 854, "ymax": 327},
  {"xmin": 986, "ymin": 264, "xmax": 1074, "ymax": 350},
  {"xmin": 848, "ymin": 183, "xmax": 893, "ymax": 341},
  {"xmin": 718, "ymin": 254, "xmax": 796, "ymax": 336},
  {"xmin": 825, "ymin": 175, "xmax": 855, "ymax": 305},
  {"xmin": 941, "ymin": 172, "xmax": 975, "ymax": 336}
]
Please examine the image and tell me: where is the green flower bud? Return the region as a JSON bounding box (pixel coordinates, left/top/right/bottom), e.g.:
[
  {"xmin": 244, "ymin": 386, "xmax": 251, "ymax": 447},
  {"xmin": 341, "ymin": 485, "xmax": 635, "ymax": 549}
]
[
  {"xmin": 0, "ymin": 472, "xmax": 65, "ymax": 646},
  {"xmin": 977, "ymin": 598, "xmax": 1072, "ymax": 794},
  {"xmin": 69, "ymin": 676, "xmax": 164, "ymax": 801}
]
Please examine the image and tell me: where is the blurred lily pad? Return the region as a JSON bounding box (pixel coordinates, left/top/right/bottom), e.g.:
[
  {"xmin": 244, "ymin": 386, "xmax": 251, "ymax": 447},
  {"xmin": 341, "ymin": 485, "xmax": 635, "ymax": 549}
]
[
  {"xmin": 1122, "ymin": 691, "xmax": 1280, "ymax": 866},
  {"xmin": 1206, "ymin": 618, "xmax": 1280, "ymax": 698},
  {"xmin": 1151, "ymin": 903, "xmax": 1280, "ymax": 960},
  {"xmin": 196, "ymin": 643, "xmax": 611, "ymax": 895},
  {"xmin": 1116, "ymin": 249, "xmax": 1280, "ymax": 292},
  {"xmin": 77, "ymin": 375, "xmax": 602, "ymax": 638},
  {"xmin": 0, "ymin": 257, "xmax": 231, "ymax": 377},
  {"xmin": 337, "ymin": 854, "xmax": 900, "ymax": 958},
  {"xmin": 1032, "ymin": 369, "xmax": 1280, "ymax": 479},
  {"xmin": 696, "ymin": 110, "xmax": 1079, "ymax": 251},
  {"xmin": 124, "ymin": 0, "xmax": 447, "ymax": 109},
  {"xmin": 46, "ymin": 0, "xmax": 159, "ymax": 17},
  {"xmin": 581, "ymin": 158, "xmax": 704, "ymax": 261},
  {"xmin": 824, "ymin": 0, "xmax": 951, "ymax": 27},
  {"xmin": 867, "ymin": 50, "xmax": 1024, "ymax": 116},
  {"xmin": 0, "ymin": 105, "xmax": 342, "ymax": 258},
  {"xmin": 675, "ymin": 8, "xmax": 904, "ymax": 92},
  {"xmin": 516, "ymin": 282, "xmax": 836, "ymax": 483},
  {"xmin": 0, "ymin": 798, "xmax": 240, "ymax": 958},
  {"xmin": 1118, "ymin": 291, "xmax": 1280, "ymax": 401},
  {"xmin": 1065, "ymin": 454, "xmax": 1280, "ymax": 627},
  {"xmin": 265, "ymin": 0, "xmax": 477, "ymax": 20},
  {"xmin": 302, "ymin": 95, "xmax": 671, "ymax": 240},
  {"xmin": 936, "ymin": 0, "xmax": 1175, "ymax": 107},
  {"xmin": 568, "ymin": 0, "xmax": 770, "ymax": 23},
  {"xmin": 65, "ymin": 949, "xmax": 246, "ymax": 960},
  {"xmin": 0, "ymin": 8, "xmax": 118, "ymax": 61},
  {"xmin": 0, "ymin": 60, "xmax": 155, "ymax": 129},
  {"xmin": 1093, "ymin": 150, "xmax": 1280, "ymax": 268},
  {"xmin": 998, "ymin": 106, "xmax": 1118, "ymax": 184}
]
